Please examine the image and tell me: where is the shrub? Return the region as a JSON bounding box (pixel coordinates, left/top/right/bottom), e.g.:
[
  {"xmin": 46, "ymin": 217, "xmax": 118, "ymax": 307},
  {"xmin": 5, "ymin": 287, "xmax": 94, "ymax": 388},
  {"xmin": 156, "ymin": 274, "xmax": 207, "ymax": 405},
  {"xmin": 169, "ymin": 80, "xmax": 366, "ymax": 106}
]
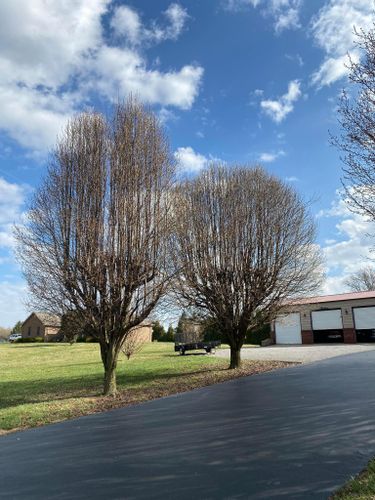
[
  {"xmin": 16, "ymin": 337, "xmax": 44, "ymax": 343},
  {"xmin": 121, "ymin": 331, "xmax": 146, "ymax": 360},
  {"xmin": 245, "ymin": 324, "xmax": 271, "ymax": 345},
  {"xmin": 84, "ymin": 336, "xmax": 99, "ymax": 343},
  {"xmin": 203, "ymin": 323, "xmax": 224, "ymax": 342}
]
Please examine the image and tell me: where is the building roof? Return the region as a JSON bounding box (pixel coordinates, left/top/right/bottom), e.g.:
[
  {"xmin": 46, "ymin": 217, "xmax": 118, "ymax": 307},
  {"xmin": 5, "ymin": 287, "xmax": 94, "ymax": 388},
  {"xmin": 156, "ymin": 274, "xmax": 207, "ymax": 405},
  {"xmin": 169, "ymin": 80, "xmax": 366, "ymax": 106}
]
[
  {"xmin": 23, "ymin": 312, "xmax": 61, "ymax": 327},
  {"xmin": 288, "ymin": 290, "xmax": 375, "ymax": 306}
]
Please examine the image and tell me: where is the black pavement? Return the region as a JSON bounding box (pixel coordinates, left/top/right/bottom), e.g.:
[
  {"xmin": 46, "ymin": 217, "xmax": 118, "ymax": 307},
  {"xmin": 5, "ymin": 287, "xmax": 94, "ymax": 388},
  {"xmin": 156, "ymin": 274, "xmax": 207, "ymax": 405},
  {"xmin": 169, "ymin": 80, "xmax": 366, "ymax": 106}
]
[{"xmin": 2, "ymin": 351, "xmax": 375, "ymax": 499}]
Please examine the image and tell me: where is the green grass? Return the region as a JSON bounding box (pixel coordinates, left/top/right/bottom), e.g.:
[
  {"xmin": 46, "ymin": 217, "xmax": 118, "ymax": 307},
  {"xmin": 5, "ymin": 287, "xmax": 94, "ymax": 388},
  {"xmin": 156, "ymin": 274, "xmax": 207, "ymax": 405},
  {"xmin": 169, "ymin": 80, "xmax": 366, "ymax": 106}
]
[
  {"xmin": 332, "ymin": 458, "xmax": 375, "ymax": 499},
  {"xmin": 1, "ymin": 342, "xmax": 285, "ymax": 433},
  {"xmin": 0, "ymin": 342, "xmax": 217, "ymax": 431}
]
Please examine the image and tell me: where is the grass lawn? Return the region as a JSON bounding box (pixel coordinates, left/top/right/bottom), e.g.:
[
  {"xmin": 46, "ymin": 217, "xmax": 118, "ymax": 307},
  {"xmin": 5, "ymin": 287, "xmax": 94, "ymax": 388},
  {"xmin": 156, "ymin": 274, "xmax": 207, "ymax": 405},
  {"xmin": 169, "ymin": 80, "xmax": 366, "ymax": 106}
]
[
  {"xmin": 331, "ymin": 458, "xmax": 375, "ymax": 499},
  {"xmin": 0, "ymin": 342, "xmax": 290, "ymax": 434}
]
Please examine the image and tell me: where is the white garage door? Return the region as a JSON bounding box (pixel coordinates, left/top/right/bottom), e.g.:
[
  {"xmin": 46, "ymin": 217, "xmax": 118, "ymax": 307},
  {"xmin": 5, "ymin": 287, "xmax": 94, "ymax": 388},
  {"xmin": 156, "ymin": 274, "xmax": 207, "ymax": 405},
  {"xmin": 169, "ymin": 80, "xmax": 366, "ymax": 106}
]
[
  {"xmin": 275, "ymin": 313, "xmax": 302, "ymax": 344},
  {"xmin": 311, "ymin": 310, "xmax": 342, "ymax": 330},
  {"xmin": 353, "ymin": 307, "xmax": 375, "ymax": 329}
]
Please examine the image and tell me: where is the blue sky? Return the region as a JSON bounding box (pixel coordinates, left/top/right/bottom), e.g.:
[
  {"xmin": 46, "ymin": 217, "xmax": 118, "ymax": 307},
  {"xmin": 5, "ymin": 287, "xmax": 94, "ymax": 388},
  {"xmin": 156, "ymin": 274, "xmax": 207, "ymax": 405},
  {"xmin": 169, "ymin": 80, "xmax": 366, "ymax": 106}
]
[{"xmin": 0, "ymin": 0, "xmax": 374, "ymax": 326}]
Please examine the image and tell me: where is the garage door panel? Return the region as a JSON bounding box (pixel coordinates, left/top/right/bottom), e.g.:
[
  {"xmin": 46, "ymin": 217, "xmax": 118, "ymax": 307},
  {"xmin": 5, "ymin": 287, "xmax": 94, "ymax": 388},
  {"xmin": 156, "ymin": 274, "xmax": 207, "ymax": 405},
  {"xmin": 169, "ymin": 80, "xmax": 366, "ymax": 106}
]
[
  {"xmin": 353, "ymin": 307, "xmax": 375, "ymax": 329},
  {"xmin": 275, "ymin": 313, "xmax": 302, "ymax": 344},
  {"xmin": 311, "ymin": 310, "xmax": 342, "ymax": 330}
]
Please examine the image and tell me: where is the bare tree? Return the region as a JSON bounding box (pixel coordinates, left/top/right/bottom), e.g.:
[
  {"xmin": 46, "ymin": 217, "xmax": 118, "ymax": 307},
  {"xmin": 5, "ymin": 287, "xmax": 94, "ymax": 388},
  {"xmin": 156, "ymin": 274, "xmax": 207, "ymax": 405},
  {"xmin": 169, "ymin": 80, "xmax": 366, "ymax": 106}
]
[
  {"xmin": 60, "ymin": 311, "xmax": 89, "ymax": 344},
  {"xmin": 345, "ymin": 265, "xmax": 375, "ymax": 291},
  {"xmin": 333, "ymin": 24, "xmax": 375, "ymax": 218},
  {"xmin": 121, "ymin": 328, "xmax": 147, "ymax": 360},
  {"xmin": 171, "ymin": 164, "xmax": 322, "ymax": 369},
  {"xmin": 15, "ymin": 97, "xmax": 175, "ymax": 395}
]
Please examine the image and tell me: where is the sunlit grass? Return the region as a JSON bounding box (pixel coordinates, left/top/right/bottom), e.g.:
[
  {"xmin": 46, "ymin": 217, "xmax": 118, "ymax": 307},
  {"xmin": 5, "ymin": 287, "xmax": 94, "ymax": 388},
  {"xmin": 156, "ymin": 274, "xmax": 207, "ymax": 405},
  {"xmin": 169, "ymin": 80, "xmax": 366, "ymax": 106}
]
[{"xmin": 0, "ymin": 342, "xmax": 287, "ymax": 433}]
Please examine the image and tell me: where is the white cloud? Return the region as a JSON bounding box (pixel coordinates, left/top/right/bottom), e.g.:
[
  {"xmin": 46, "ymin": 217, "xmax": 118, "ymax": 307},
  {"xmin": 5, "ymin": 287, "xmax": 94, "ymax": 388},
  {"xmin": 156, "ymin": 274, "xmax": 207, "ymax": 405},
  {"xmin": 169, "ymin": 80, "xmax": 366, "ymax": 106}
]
[
  {"xmin": 0, "ymin": 178, "xmax": 29, "ymax": 325},
  {"xmin": 285, "ymin": 176, "xmax": 299, "ymax": 182},
  {"xmin": 0, "ymin": 1, "xmax": 203, "ymax": 152},
  {"xmin": 0, "ymin": 85, "xmax": 75, "ymax": 152},
  {"xmin": 111, "ymin": 3, "xmax": 189, "ymax": 46},
  {"xmin": 110, "ymin": 5, "xmax": 142, "ymax": 44},
  {"xmin": 0, "ymin": 0, "xmax": 108, "ymax": 151},
  {"xmin": 175, "ymin": 147, "xmax": 210, "ymax": 173},
  {"xmin": 273, "ymin": 1, "xmax": 301, "ymax": 33},
  {"xmin": 94, "ymin": 46, "xmax": 203, "ymax": 110},
  {"xmin": 311, "ymin": 0, "xmax": 374, "ymax": 87},
  {"xmin": 0, "ymin": 177, "xmax": 28, "ymax": 251},
  {"xmin": 224, "ymin": 0, "xmax": 302, "ymax": 33},
  {"xmin": 0, "ymin": 0, "xmax": 108, "ymax": 89},
  {"xmin": 0, "ymin": 281, "xmax": 28, "ymax": 327},
  {"xmin": 259, "ymin": 150, "xmax": 285, "ymax": 162},
  {"xmin": 0, "ymin": 178, "xmax": 25, "ymax": 223},
  {"xmin": 319, "ymin": 190, "xmax": 375, "ymax": 294},
  {"xmin": 285, "ymin": 53, "xmax": 304, "ymax": 67},
  {"xmin": 158, "ymin": 107, "xmax": 178, "ymax": 124},
  {"xmin": 312, "ymin": 54, "xmax": 356, "ymax": 87},
  {"xmin": 224, "ymin": 0, "xmax": 259, "ymax": 10},
  {"xmin": 164, "ymin": 3, "xmax": 190, "ymax": 40},
  {"xmin": 261, "ymin": 80, "xmax": 301, "ymax": 122}
]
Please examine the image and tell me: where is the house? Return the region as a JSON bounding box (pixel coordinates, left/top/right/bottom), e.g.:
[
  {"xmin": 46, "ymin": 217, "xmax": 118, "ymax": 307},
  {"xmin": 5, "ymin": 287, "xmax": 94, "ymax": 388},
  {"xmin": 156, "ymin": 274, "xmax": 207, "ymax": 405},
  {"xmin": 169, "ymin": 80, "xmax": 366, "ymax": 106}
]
[
  {"xmin": 22, "ymin": 313, "xmax": 153, "ymax": 343},
  {"xmin": 271, "ymin": 290, "xmax": 375, "ymax": 345},
  {"xmin": 131, "ymin": 321, "xmax": 153, "ymax": 342},
  {"xmin": 22, "ymin": 312, "xmax": 61, "ymax": 342}
]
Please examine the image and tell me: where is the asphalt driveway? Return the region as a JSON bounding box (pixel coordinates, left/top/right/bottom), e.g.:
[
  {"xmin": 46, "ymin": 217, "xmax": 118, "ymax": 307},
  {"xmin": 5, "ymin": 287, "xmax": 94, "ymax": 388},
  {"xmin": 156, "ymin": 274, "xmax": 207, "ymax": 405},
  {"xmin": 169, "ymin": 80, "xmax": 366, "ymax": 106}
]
[
  {"xmin": 2, "ymin": 351, "xmax": 375, "ymax": 499},
  {"xmin": 216, "ymin": 343, "xmax": 375, "ymax": 363}
]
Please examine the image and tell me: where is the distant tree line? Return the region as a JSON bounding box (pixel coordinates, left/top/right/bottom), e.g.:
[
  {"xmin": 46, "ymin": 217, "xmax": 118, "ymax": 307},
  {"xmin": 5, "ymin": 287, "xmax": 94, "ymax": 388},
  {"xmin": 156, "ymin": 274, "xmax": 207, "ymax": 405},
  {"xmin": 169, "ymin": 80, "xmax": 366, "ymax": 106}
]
[{"xmin": 152, "ymin": 321, "xmax": 175, "ymax": 342}]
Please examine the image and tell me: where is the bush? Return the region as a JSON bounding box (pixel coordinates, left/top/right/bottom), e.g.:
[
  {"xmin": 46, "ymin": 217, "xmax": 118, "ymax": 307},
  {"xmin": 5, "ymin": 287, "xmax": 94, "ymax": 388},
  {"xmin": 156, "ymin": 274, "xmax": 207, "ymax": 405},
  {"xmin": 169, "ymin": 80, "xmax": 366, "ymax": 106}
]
[
  {"xmin": 74, "ymin": 335, "xmax": 99, "ymax": 343},
  {"xmin": 202, "ymin": 320, "xmax": 271, "ymax": 345},
  {"xmin": 203, "ymin": 326, "xmax": 224, "ymax": 342},
  {"xmin": 84, "ymin": 336, "xmax": 99, "ymax": 343},
  {"xmin": 245, "ymin": 324, "xmax": 270, "ymax": 345},
  {"xmin": 16, "ymin": 337, "xmax": 44, "ymax": 343}
]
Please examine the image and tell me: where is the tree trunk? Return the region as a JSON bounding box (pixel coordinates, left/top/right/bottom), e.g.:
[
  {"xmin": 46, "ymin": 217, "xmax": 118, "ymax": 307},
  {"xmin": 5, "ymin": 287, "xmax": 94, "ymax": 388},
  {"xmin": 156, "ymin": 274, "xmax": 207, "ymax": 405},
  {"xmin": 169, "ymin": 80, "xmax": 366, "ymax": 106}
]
[
  {"xmin": 229, "ymin": 345, "xmax": 241, "ymax": 369},
  {"xmin": 100, "ymin": 341, "xmax": 119, "ymax": 396},
  {"xmin": 104, "ymin": 363, "xmax": 117, "ymax": 396}
]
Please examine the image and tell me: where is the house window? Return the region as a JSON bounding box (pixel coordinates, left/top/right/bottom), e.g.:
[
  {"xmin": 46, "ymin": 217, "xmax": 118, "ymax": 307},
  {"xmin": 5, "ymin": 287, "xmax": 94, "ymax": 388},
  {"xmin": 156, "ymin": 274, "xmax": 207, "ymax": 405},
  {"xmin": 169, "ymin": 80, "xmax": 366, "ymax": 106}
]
[
  {"xmin": 28, "ymin": 326, "xmax": 31, "ymax": 337},
  {"xmin": 37, "ymin": 326, "xmax": 40, "ymax": 336}
]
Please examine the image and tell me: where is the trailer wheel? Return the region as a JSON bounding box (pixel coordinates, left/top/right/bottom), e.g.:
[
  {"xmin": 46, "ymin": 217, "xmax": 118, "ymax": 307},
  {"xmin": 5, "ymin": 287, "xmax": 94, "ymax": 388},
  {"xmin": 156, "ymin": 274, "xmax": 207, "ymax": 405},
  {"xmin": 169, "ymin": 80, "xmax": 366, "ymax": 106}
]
[{"xmin": 205, "ymin": 348, "xmax": 211, "ymax": 353}]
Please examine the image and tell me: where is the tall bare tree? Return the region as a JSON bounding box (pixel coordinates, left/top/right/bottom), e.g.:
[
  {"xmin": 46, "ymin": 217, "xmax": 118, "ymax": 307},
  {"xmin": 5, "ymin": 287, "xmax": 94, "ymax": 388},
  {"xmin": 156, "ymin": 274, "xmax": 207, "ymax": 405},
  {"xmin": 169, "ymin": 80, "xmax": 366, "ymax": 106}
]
[
  {"xmin": 333, "ymin": 24, "xmax": 375, "ymax": 218},
  {"xmin": 16, "ymin": 98, "xmax": 175, "ymax": 395},
  {"xmin": 345, "ymin": 265, "xmax": 375, "ymax": 292},
  {"xmin": 171, "ymin": 164, "xmax": 322, "ymax": 368}
]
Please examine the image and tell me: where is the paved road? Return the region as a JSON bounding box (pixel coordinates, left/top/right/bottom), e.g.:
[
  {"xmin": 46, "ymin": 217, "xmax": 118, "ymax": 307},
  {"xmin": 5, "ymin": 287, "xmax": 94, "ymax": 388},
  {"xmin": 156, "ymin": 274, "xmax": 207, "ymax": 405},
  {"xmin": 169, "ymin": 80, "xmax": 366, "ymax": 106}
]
[
  {"xmin": 2, "ymin": 352, "xmax": 375, "ymax": 500},
  {"xmin": 216, "ymin": 344, "xmax": 375, "ymax": 363}
]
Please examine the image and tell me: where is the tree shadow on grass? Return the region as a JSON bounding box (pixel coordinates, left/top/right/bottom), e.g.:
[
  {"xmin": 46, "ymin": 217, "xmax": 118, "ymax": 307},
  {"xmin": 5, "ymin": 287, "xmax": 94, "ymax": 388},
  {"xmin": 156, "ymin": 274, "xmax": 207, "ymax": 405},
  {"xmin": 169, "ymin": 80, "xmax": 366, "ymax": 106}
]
[{"xmin": 0, "ymin": 365, "xmax": 224, "ymax": 410}]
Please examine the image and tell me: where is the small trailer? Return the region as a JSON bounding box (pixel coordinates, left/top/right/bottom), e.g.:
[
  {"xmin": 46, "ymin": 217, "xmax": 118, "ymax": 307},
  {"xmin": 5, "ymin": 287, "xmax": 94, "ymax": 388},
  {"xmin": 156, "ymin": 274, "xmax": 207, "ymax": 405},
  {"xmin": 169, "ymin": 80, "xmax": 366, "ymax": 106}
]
[{"xmin": 174, "ymin": 340, "xmax": 221, "ymax": 355}]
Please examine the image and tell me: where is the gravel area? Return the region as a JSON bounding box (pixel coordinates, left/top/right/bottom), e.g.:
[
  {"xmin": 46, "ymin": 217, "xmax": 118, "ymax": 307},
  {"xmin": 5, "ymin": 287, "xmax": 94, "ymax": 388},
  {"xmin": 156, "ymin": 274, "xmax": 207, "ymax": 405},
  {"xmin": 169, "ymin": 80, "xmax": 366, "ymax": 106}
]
[{"xmin": 216, "ymin": 343, "xmax": 375, "ymax": 363}]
